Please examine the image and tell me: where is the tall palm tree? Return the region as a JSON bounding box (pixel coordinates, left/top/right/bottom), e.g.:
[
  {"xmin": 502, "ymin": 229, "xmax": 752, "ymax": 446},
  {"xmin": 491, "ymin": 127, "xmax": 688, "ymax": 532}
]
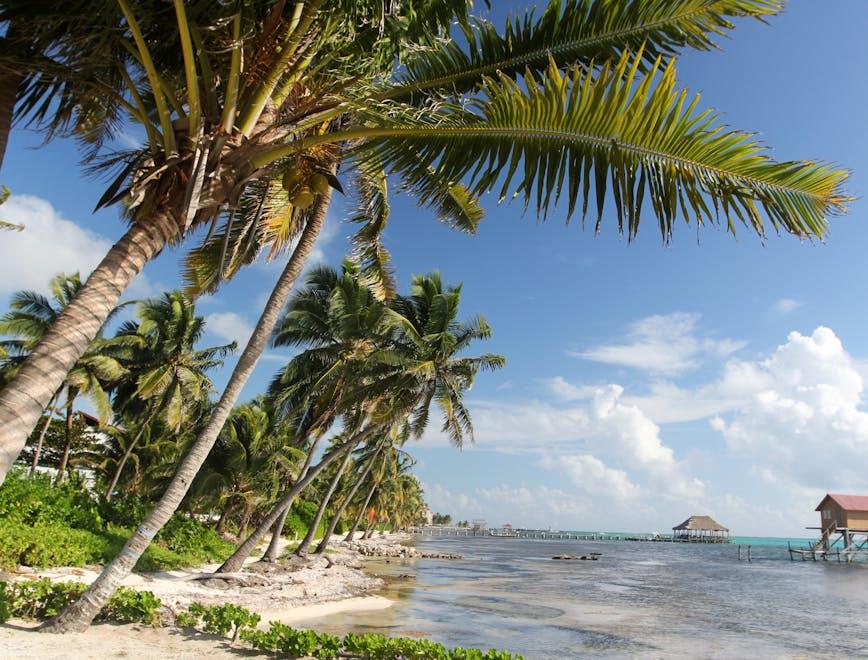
[
  {"xmin": 314, "ymin": 432, "xmax": 411, "ymax": 553},
  {"xmin": 0, "ymin": 273, "xmax": 128, "ymax": 480},
  {"xmin": 196, "ymin": 403, "xmax": 298, "ymax": 538},
  {"xmin": 105, "ymin": 291, "xmax": 235, "ymax": 500},
  {"xmin": 259, "ymin": 260, "xmax": 390, "ymax": 557},
  {"xmin": 0, "ymin": 1, "xmax": 127, "ymax": 171},
  {"xmin": 216, "ymin": 268, "xmax": 503, "ymax": 573},
  {"xmin": 1, "ymin": 0, "xmax": 850, "ymax": 486}
]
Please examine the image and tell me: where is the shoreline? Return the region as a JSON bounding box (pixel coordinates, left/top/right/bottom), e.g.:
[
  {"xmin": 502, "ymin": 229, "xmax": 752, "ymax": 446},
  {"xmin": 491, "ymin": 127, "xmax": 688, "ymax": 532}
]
[{"xmin": 1, "ymin": 532, "xmax": 418, "ymax": 657}]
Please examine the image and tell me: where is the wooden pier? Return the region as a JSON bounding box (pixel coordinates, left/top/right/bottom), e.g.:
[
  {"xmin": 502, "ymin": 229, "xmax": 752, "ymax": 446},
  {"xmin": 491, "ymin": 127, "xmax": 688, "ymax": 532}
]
[
  {"xmin": 789, "ymin": 527, "xmax": 868, "ymax": 563},
  {"xmin": 408, "ymin": 526, "xmax": 729, "ymax": 543}
]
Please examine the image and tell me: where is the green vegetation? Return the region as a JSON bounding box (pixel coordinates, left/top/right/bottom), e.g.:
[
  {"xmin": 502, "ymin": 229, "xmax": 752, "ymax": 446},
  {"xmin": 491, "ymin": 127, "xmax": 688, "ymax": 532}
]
[
  {"xmin": 0, "ymin": 580, "xmax": 160, "ymax": 626},
  {"xmin": 0, "ymin": 471, "xmax": 232, "ymax": 571},
  {"xmin": 1, "ymin": 589, "xmax": 522, "ymax": 658},
  {"xmin": 181, "ymin": 602, "xmax": 523, "ymax": 659}
]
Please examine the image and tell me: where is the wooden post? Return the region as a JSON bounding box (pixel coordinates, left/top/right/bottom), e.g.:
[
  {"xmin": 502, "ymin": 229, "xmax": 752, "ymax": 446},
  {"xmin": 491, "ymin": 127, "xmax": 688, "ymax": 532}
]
[{"xmin": 747, "ymin": 545, "xmax": 752, "ymax": 563}]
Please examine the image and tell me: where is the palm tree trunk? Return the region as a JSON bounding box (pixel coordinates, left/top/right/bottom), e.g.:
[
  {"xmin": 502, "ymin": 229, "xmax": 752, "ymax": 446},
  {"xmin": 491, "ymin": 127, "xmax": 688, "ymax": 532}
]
[
  {"xmin": 363, "ymin": 517, "xmax": 376, "ymax": 540},
  {"xmin": 0, "ymin": 20, "xmax": 24, "ymax": 172},
  {"xmin": 315, "ymin": 448, "xmax": 381, "ymax": 554},
  {"xmin": 29, "ymin": 391, "xmax": 60, "ymax": 476},
  {"xmin": 55, "ymin": 391, "xmax": 76, "ymax": 485},
  {"xmin": 0, "ymin": 212, "xmax": 181, "ymax": 485},
  {"xmin": 237, "ymin": 501, "xmax": 255, "ymax": 540},
  {"xmin": 41, "ymin": 195, "xmax": 330, "ymax": 633},
  {"xmin": 217, "ymin": 424, "xmax": 380, "ymax": 574},
  {"xmin": 216, "ymin": 501, "xmax": 238, "ymax": 535},
  {"xmin": 345, "ymin": 480, "xmax": 379, "ymax": 541},
  {"xmin": 105, "ymin": 412, "xmax": 156, "ymax": 501},
  {"xmin": 296, "ymin": 446, "xmax": 354, "ymax": 556},
  {"xmin": 260, "ymin": 433, "xmax": 323, "ymax": 563}
]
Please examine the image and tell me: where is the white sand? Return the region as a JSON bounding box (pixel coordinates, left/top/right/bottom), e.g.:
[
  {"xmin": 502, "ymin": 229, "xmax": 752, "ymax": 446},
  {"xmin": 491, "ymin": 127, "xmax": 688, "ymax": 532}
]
[{"xmin": 1, "ymin": 533, "xmax": 411, "ymax": 658}]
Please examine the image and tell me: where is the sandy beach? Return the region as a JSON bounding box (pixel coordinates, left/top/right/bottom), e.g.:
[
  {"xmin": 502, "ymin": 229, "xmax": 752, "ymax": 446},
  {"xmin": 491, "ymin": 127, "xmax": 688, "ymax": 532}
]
[{"xmin": 1, "ymin": 533, "xmax": 410, "ymax": 658}]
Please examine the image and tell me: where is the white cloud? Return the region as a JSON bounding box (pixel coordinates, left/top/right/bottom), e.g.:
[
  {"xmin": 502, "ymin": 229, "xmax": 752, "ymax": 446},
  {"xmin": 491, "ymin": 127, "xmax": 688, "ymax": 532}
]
[
  {"xmin": 423, "ymin": 382, "xmax": 703, "ymax": 502},
  {"xmin": 541, "ymin": 453, "xmax": 640, "ymax": 501},
  {"xmin": 772, "ymin": 298, "xmax": 803, "ymax": 315},
  {"xmin": 574, "ymin": 312, "xmax": 744, "ymax": 375},
  {"xmin": 206, "ymin": 311, "xmax": 253, "ymax": 346},
  {"xmin": 0, "ymin": 194, "xmax": 153, "ymax": 298},
  {"xmin": 711, "ymin": 327, "xmax": 868, "ymax": 493}
]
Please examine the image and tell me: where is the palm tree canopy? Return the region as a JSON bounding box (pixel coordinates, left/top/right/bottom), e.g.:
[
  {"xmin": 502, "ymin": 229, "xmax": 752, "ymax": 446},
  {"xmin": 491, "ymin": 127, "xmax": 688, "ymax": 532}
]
[
  {"xmin": 112, "ymin": 291, "xmax": 235, "ymax": 431},
  {"xmin": 14, "ymin": 0, "xmax": 841, "ymax": 300},
  {"xmin": 0, "ymin": 273, "xmax": 129, "ymax": 421}
]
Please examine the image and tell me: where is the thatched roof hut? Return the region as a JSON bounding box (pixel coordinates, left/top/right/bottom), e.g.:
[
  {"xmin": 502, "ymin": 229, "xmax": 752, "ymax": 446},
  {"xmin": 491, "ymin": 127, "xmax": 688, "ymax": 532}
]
[{"xmin": 672, "ymin": 515, "xmax": 729, "ymax": 542}]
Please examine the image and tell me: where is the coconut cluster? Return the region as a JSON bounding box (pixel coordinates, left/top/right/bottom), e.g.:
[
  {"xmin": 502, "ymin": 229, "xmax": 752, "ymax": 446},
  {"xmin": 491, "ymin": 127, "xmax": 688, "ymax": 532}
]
[{"xmin": 281, "ymin": 165, "xmax": 331, "ymax": 209}]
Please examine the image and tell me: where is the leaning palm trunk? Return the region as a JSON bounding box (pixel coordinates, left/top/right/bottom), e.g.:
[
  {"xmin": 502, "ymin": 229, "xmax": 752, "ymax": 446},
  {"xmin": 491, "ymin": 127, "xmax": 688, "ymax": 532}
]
[
  {"xmin": 105, "ymin": 412, "xmax": 157, "ymax": 501},
  {"xmin": 315, "ymin": 448, "xmax": 381, "ymax": 554},
  {"xmin": 41, "ymin": 195, "xmax": 330, "ymax": 633},
  {"xmin": 29, "ymin": 390, "xmax": 60, "ymax": 476},
  {"xmin": 295, "ymin": 446, "xmax": 354, "ymax": 556},
  {"xmin": 344, "ymin": 480, "xmax": 379, "ymax": 541},
  {"xmin": 218, "ymin": 424, "xmax": 381, "ymax": 574},
  {"xmin": 0, "ymin": 20, "xmax": 23, "ymax": 173},
  {"xmin": 54, "ymin": 390, "xmax": 76, "ymax": 485},
  {"xmin": 261, "ymin": 433, "xmax": 323, "ymax": 563},
  {"xmin": 0, "ymin": 212, "xmax": 181, "ymax": 484}
]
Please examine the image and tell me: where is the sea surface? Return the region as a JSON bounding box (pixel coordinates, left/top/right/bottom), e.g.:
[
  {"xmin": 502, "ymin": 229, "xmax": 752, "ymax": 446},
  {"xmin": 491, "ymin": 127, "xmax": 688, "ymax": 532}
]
[{"xmin": 299, "ymin": 536, "xmax": 868, "ymax": 658}]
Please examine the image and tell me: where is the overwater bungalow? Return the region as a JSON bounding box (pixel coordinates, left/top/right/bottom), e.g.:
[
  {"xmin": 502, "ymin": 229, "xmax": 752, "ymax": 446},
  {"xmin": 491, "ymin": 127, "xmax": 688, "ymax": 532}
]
[{"xmin": 671, "ymin": 515, "xmax": 730, "ymax": 543}]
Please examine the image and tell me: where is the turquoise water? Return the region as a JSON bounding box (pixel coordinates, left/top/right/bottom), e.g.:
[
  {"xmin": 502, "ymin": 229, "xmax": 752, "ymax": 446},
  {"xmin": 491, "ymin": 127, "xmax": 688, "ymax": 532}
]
[{"xmin": 298, "ymin": 536, "xmax": 868, "ymax": 658}]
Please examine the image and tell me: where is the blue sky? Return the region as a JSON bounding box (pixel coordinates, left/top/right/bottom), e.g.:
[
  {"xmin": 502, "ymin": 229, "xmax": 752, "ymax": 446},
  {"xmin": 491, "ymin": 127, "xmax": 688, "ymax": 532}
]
[{"xmin": 2, "ymin": 2, "xmax": 867, "ymax": 536}]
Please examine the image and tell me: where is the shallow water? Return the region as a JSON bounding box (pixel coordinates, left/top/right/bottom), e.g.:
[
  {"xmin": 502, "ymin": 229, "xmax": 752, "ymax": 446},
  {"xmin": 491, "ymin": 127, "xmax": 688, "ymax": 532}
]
[{"xmin": 300, "ymin": 537, "xmax": 868, "ymax": 658}]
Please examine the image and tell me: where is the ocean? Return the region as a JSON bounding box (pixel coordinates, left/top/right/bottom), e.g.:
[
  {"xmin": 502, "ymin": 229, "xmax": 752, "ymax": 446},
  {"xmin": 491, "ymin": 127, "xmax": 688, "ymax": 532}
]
[{"xmin": 299, "ymin": 536, "xmax": 868, "ymax": 658}]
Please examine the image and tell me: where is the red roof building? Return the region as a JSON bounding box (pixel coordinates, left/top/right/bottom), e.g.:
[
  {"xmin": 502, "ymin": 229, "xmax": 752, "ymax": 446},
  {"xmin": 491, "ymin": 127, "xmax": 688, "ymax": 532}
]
[{"xmin": 815, "ymin": 494, "xmax": 868, "ymax": 531}]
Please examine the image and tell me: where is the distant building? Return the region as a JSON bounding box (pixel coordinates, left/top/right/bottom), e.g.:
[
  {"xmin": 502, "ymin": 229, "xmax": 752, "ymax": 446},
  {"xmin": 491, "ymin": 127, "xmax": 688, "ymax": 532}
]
[
  {"xmin": 420, "ymin": 505, "xmax": 434, "ymax": 526},
  {"xmin": 672, "ymin": 515, "xmax": 730, "ymax": 543},
  {"xmin": 471, "ymin": 518, "xmax": 487, "ymax": 532},
  {"xmin": 815, "ymin": 494, "xmax": 868, "ymax": 532}
]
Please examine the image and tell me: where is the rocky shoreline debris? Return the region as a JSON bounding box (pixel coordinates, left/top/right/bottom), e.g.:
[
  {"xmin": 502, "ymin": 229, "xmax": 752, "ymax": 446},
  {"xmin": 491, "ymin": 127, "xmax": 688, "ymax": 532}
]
[{"xmin": 341, "ymin": 540, "xmax": 462, "ymax": 560}]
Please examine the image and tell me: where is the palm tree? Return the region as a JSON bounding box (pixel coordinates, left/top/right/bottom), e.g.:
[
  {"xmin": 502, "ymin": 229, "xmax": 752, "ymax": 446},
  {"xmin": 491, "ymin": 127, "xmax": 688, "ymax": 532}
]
[
  {"xmin": 0, "ymin": 274, "xmax": 128, "ymax": 480},
  {"xmin": 314, "ymin": 432, "xmax": 410, "ymax": 553},
  {"xmin": 216, "ymin": 267, "xmax": 503, "ymax": 573},
  {"xmin": 259, "ymin": 260, "xmax": 390, "ymax": 557},
  {"xmin": 0, "ymin": 1, "xmax": 127, "ymax": 171},
  {"xmin": 104, "ymin": 292, "xmax": 235, "ymax": 500},
  {"xmin": 2, "ymin": 0, "xmax": 850, "ymax": 487},
  {"xmin": 197, "ymin": 403, "xmax": 298, "ymax": 538}
]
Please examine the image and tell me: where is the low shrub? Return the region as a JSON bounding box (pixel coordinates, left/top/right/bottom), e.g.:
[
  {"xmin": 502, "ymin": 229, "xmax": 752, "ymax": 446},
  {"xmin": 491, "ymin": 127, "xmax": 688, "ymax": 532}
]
[
  {"xmin": 178, "ymin": 602, "xmax": 261, "ymax": 643},
  {"xmin": 240, "ymin": 622, "xmax": 524, "ymax": 659},
  {"xmin": 0, "ymin": 470, "xmax": 102, "ymax": 530},
  {"xmin": 0, "ymin": 579, "xmax": 162, "ymax": 626},
  {"xmin": 101, "ymin": 586, "xmax": 163, "ymax": 626},
  {"xmin": 0, "ymin": 579, "xmax": 86, "ymax": 622}
]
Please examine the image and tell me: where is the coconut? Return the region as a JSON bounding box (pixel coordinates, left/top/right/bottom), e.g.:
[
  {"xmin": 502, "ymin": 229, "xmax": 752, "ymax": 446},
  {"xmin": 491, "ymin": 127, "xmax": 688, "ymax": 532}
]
[
  {"xmin": 290, "ymin": 186, "xmax": 315, "ymax": 209},
  {"xmin": 310, "ymin": 173, "xmax": 330, "ymax": 195}
]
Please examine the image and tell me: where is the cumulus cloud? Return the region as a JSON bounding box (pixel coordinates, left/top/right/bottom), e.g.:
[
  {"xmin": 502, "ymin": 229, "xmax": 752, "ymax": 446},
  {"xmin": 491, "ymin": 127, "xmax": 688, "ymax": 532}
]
[
  {"xmin": 423, "ymin": 381, "xmax": 703, "ymax": 502},
  {"xmin": 573, "ymin": 312, "xmax": 744, "ymax": 375},
  {"xmin": 205, "ymin": 311, "xmax": 253, "ymax": 345},
  {"xmin": 0, "ymin": 194, "xmax": 153, "ymax": 298},
  {"xmin": 540, "ymin": 453, "xmax": 640, "ymax": 501},
  {"xmin": 711, "ymin": 327, "xmax": 868, "ymax": 492}
]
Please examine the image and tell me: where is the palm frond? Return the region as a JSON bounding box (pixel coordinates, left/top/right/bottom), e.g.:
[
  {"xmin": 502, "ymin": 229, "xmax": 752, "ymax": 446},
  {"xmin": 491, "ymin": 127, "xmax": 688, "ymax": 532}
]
[
  {"xmin": 392, "ymin": 0, "xmax": 782, "ymax": 100},
  {"xmin": 357, "ymin": 50, "xmax": 850, "ymax": 240}
]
